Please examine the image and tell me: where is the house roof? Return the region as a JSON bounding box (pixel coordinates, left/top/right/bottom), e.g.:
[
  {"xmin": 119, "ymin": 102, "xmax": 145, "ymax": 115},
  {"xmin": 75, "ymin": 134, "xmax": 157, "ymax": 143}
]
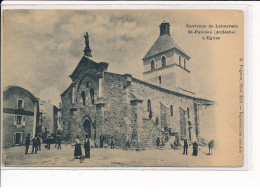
[
  {"xmin": 143, "ymin": 34, "xmax": 190, "ymax": 60},
  {"xmin": 3, "ymin": 85, "xmax": 38, "ymax": 103}
]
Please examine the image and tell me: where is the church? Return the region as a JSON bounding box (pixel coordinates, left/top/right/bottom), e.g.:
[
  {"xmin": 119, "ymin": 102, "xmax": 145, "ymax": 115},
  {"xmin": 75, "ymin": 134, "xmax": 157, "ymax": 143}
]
[{"xmin": 60, "ymin": 22, "xmax": 214, "ymax": 149}]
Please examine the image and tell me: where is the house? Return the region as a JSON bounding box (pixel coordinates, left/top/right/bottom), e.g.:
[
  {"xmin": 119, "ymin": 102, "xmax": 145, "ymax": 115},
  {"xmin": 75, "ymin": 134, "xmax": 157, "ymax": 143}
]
[
  {"xmin": 2, "ymin": 86, "xmax": 39, "ymax": 148},
  {"xmin": 38, "ymin": 100, "xmax": 59, "ymax": 135}
]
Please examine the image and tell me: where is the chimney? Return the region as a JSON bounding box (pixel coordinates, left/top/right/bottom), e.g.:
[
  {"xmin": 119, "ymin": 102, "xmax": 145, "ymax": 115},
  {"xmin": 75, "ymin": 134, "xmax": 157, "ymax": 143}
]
[
  {"xmin": 159, "ymin": 21, "xmax": 170, "ymax": 36},
  {"xmin": 83, "ymin": 32, "xmax": 92, "ymax": 57}
]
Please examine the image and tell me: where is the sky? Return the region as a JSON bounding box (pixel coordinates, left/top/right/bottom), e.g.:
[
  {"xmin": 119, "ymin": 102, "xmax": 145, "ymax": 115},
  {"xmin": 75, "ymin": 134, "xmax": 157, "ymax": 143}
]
[{"xmin": 2, "ymin": 9, "xmax": 243, "ymax": 107}]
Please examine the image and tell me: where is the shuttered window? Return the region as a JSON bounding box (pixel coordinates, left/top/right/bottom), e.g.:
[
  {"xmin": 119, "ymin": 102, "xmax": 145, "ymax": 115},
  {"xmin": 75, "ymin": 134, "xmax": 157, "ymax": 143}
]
[{"xmin": 17, "ymin": 99, "xmax": 24, "ymax": 109}]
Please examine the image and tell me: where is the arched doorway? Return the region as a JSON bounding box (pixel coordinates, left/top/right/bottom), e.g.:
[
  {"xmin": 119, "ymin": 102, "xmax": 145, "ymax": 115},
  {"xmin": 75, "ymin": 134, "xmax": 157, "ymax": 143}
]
[{"xmin": 83, "ymin": 119, "xmax": 91, "ymax": 138}]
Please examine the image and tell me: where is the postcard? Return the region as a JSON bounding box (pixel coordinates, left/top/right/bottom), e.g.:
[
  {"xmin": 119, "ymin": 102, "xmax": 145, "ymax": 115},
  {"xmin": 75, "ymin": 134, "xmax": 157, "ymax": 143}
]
[{"xmin": 1, "ymin": 9, "xmax": 244, "ymax": 167}]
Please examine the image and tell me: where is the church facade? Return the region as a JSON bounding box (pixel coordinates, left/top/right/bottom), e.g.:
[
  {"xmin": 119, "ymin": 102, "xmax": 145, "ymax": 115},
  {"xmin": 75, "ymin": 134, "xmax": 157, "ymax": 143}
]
[{"xmin": 60, "ymin": 23, "xmax": 213, "ymax": 149}]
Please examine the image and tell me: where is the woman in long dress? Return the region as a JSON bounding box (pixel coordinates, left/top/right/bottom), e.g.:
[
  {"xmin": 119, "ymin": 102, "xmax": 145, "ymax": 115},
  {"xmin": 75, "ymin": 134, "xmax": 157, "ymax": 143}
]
[
  {"xmin": 74, "ymin": 135, "xmax": 82, "ymax": 159},
  {"xmin": 192, "ymin": 141, "xmax": 198, "ymax": 156}
]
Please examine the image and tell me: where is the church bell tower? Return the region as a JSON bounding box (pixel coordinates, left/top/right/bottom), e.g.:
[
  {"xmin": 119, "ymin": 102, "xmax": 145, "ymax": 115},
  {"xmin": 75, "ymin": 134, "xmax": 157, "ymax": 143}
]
[{"xmin": 142, "ymin": 21, "xmax": 193, "ymax": 95}]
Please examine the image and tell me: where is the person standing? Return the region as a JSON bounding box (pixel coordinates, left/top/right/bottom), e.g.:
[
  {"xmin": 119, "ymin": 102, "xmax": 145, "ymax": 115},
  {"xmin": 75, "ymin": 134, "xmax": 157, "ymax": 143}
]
[
  {"xmin": 74, "ymin": 135, "xmax": 82, "ymax": 159},
  {"xmin": 25, "ymin": 133, "xmax": 30, "ymax": 154},
  {"xmin": 55, "ymin": 138, "xmax": 58, "ymax": 148},
  {"xmin": 183, "ymin": 139, "xmax": 188, "ymax": 155},
  {"xmin": 45, "ymin": 135, "xmax": 51, "ymax": 150},
  {"xmin": 125, "ymin": 139, "xmax": 131, "ymax": 150},
  {"xmin": 57, "ymin": 129, "xmax": 62, "ymax": 149},
  {"xmin": 156, "ymin": 137, "xmax": 160, "ymax": 147},
  {"xmin": 37, "ymin": 136, "xmax": 41, "ymax": 151},
  {"xmin": 31, "ymin": 135, "xmax": 38, "ymax": 154},
  {"xmin": 161, "ymin": 136, "xmax": 165, "ymax": 147},
  {"xmin": 110, "ymin": 136, "xmax": 115, "ymax": 149},
  {"xmin": 192, "ymin": 141, "xmax": 198, "ymax": 156},
  {"xmin": 43, "ymin": 128, "xmax": 48, "ymax": 142},
  {"xmin": 84, "ymin": 135, "xmax": 90, "ymax": 159},
  {"xmin": 57, "ymin": 136, "xmax": 61, "ymax": 149},
  {"xmin": 99, "ymin": 134, "xmax": 105, "ymax": 148},
  {"xmin": 165, "ymin": 135, "xmax": 169, "ymax": 142}
]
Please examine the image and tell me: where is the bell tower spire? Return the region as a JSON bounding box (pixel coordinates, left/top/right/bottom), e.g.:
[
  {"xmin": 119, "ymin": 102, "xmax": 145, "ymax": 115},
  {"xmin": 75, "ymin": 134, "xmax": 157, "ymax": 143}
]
[{"xmin": 84, "ymin": 32, "xmax": 92, "ymax": 57}]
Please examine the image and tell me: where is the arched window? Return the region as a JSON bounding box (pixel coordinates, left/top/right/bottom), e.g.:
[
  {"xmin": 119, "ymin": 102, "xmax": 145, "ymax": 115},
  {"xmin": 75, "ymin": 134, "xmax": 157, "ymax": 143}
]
[
  {"xmin": 81, "ymin": 91, "xmax": 86, "ymax": 106},
  {"xmin": 170, "ymin": 105, "xmax": 173, "ymax": 116},
  {"xmin": 86, "ymin": 82, "xmax": 89, "ymax": 88},
  {"xmin": 187, "ymin": 108, "xmax": 190, "ymax": 119},
  {"xmin": 147, "ymin": 99, "xmax": 152, "ymax": 120},
  {"xmin": 147, "ymin": 99, "xmax": 151, "ymax": 112},
  {"xmin": 161, "ymin": 56, "xmax": 166, "ymax": 67},
  {"xmin": 179, "ymin": 56, "xmax": 181, "ymax": 66},
  {"xmin": 184, "ymin": 59, "xmax": 186, "ymax": 69},
  {"xmin": 151, "ymin": 60, "xmax": 155, "ymax": 71},
  {"xmin": 90, "ymin": 88, "xmax": 94, "ymax": 105}
]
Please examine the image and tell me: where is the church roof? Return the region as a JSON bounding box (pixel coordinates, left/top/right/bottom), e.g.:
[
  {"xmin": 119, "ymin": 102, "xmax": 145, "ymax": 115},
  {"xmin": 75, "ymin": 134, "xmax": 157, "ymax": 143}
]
[
  {"xmin": 69, "ymin": 56, "xmax": 109, "ymax": 81},
  {"xmin": 143, "ymin": 34, "xmax": 190, "ymax": 60},
  {"xmin": 105, "ymin": 72, "xmax": 213, "ymax": 106}
]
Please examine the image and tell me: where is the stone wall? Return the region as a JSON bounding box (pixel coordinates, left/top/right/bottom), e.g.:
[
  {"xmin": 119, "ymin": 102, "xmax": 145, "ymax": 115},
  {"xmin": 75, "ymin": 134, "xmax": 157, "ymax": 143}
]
[
  {"xmin": 102, "ymin": 72, "xmax": 129, "ymax": 147},
  {"xmin": 61, "ymin": 84, "xmax": 73, "ymax": 141},
  {"xmin": 130, "ymin": 78, "xmax": 198, "ymax": 143}
]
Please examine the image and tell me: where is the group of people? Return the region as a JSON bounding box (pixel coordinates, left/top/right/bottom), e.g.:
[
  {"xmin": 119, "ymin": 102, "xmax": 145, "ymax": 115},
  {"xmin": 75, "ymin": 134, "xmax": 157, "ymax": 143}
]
[
  {"xmin": 25, "ymin": 133, "xmax": 42, "ymax": 154},
  {"xmin": 74, "ymin": 135, "xmax": 91, "ymax": 159},
  {"xmin": 25, "ymin": 129, "xmax": 63, "ymax": 155},
  {"xmin": 99, "ymin": 134, "xmax": 115, "ymax": 149},
  {"xmin": 155, "ymin": 135, "xmax": 199, "ymax": 156},
  {"xmin": 74, "ymin": 134, "xmax": 116, "ymax": 159},
  {"xmin": 156, "ymin": 135, "xmax": 169, "ymax": 147},
  {"xmin": 183, "ymin": 139, "xmax": 198, "ymax": 156}
]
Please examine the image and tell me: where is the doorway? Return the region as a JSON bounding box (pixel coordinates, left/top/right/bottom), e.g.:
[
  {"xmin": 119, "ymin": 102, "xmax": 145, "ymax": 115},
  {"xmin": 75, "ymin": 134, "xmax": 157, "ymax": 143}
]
[
  {"xmin": 83, "ymin": 119, "xmax": 91, "ymax": 138},
  {"xmin": 14, "ymin": 132, "xmax": 22, "ymax": 145}
]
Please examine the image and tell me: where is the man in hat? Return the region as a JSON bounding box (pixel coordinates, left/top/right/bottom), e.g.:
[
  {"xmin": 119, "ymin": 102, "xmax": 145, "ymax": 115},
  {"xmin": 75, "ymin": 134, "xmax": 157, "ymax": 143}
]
[
  {"xmin": 99, "ymin": 133, "xmax": 105, "ymax": 148},
  {"xmin": 183, "ymin": 139, "xmax": 188, "ymax": 155},
  {"xmin": 25, "ymin": 133, "xmax": 31, "ymax": 154},
  {"xmin": 31, "ymin": 135, "xmax": 38, "ymax": 154}
]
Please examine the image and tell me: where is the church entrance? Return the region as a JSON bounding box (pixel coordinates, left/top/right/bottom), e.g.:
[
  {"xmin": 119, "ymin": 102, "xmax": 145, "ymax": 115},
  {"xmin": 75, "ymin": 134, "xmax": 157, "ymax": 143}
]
[{"xmin": 83, "ymin": 119, "xmax": 91, "ymax": 138}]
